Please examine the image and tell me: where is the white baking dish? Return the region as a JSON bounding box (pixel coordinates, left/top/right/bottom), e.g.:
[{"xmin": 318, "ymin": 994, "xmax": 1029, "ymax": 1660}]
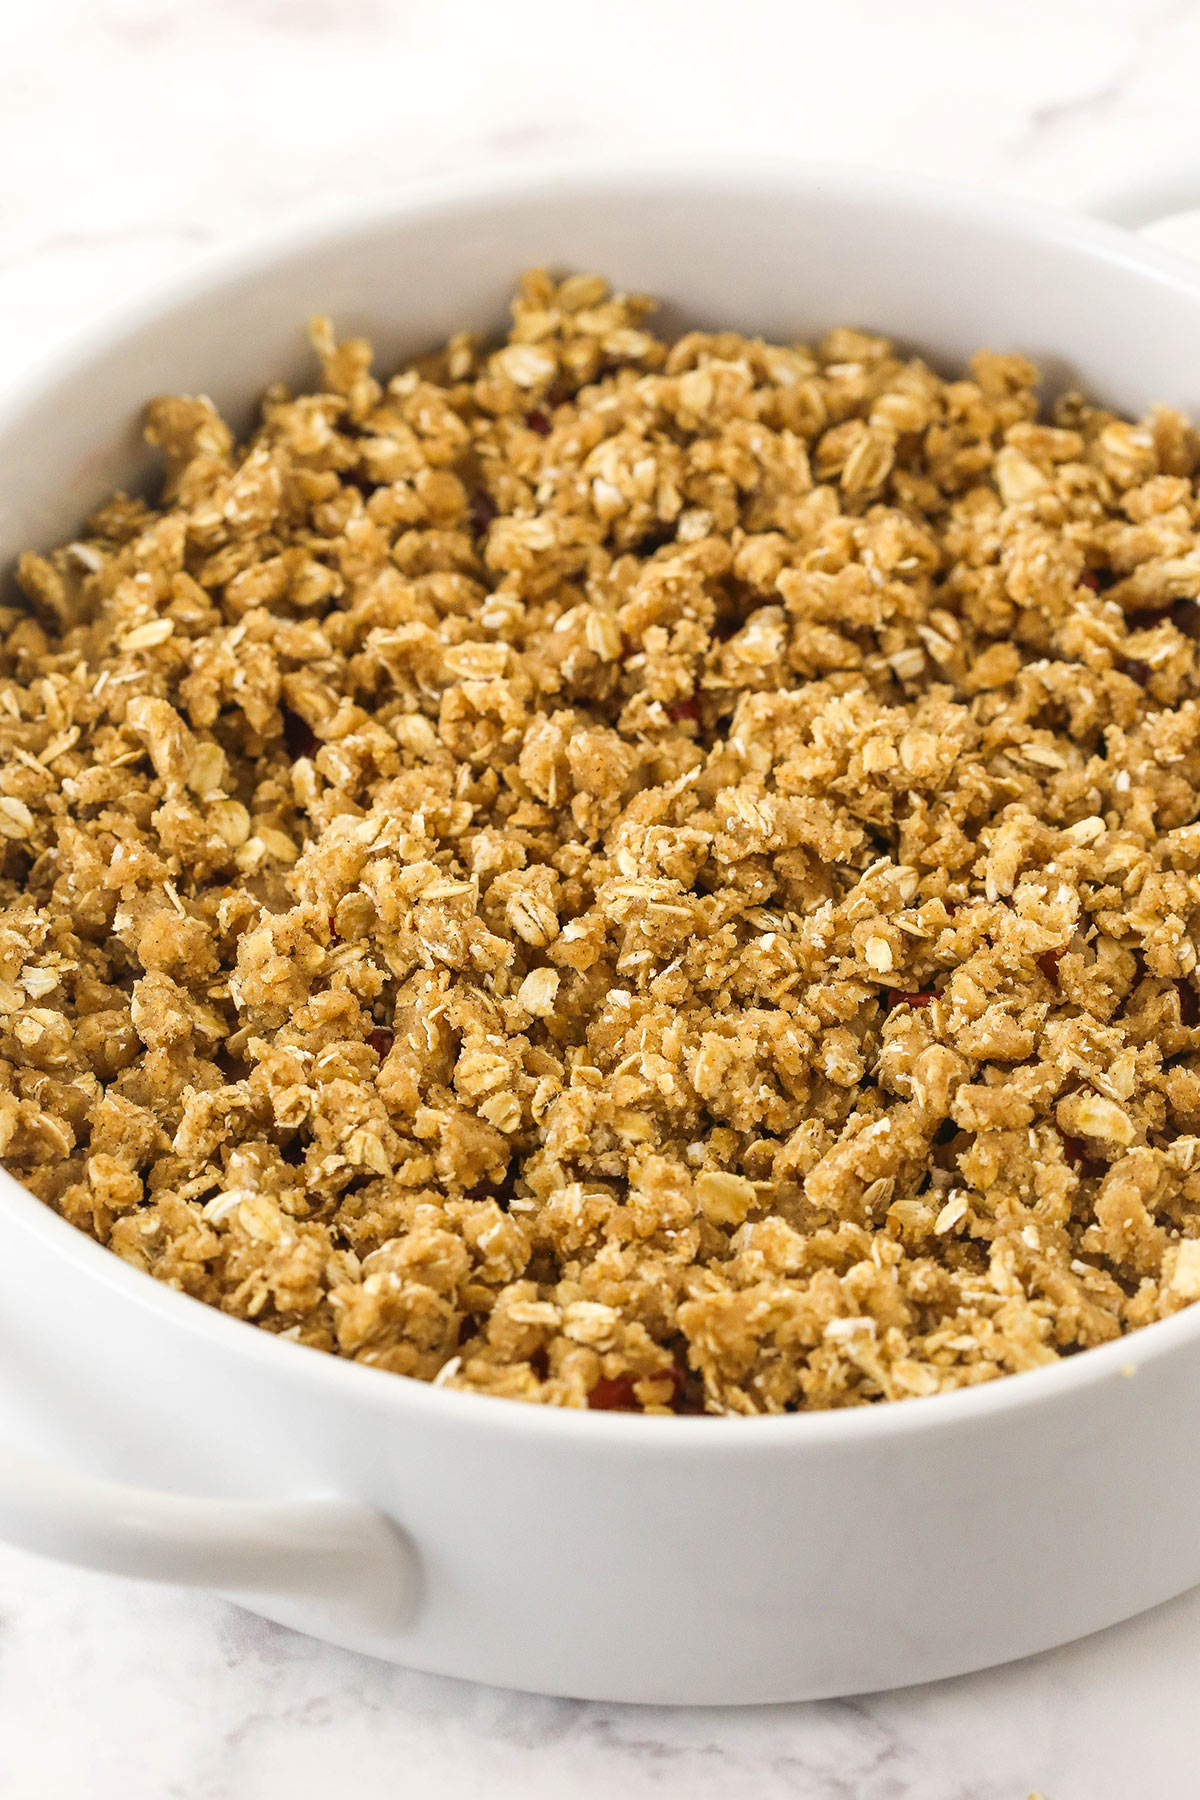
[{"xmin": 4, "ymin": 161, "xmax": 1200, "ymax": 1705}]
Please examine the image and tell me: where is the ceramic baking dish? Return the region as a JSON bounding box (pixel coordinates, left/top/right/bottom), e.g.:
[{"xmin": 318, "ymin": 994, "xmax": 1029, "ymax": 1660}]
[{"xmin": 3, "ymin": 161, "xmax": 1200, "ymax": 1705}]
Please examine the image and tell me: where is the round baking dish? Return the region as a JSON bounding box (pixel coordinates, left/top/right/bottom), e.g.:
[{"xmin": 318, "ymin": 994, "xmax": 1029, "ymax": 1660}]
[{"xmin": 4, "ymin": 161, "xmax": 1200, "ymax": 1705}]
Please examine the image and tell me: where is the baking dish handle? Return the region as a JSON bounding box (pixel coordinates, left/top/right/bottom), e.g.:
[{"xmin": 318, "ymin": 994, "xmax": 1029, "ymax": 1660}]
[
  {"xmin": 0, "ymin": 1437, "xmax": 415, "ymax": 1635},
  {"xmin": 1083, "ymin": 175, "xmax": 1200, "ymax": 257}
]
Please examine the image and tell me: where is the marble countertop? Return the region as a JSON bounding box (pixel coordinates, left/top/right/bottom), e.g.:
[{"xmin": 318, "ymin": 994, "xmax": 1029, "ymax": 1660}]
[{"xmin": 4, "ymin": 1, "xmax": 1200, "ymax": 1793}]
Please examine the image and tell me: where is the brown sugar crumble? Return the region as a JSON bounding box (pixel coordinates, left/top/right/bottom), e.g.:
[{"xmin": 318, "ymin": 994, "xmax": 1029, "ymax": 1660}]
[{"xmin": 6, "ymin": 269, "xmax": 1200, "ymax": 1416}]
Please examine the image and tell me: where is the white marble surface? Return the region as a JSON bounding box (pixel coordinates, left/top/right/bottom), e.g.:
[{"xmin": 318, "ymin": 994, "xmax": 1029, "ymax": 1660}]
[{"xmin": 5, "ymin": 1, "xmax": 1200, "ymax": 1793}]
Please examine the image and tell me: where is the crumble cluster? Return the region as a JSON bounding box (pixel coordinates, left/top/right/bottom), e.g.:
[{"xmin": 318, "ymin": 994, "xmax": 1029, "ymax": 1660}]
[{"xmin": 5, "ymin": 269, "xmax": 1200, "ymax": 1415}]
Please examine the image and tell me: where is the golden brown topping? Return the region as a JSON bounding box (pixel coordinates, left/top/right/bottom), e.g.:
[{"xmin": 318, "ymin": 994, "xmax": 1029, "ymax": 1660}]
[{"xmin": 6, "ymin": 269, "xmax": 1200, "ymax": 1415}]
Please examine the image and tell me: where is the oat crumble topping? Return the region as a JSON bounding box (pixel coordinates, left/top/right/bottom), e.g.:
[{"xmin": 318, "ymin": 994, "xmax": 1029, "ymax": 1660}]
[{"xmin": 5, "ymin": 269, "xmax": 1200, "ymax": 1415}]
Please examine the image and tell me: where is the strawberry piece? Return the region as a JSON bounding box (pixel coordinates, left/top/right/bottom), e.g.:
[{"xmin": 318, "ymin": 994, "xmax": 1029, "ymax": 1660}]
[
  {"xmin": 587, "ymin": 1374, "xmax": 641, "ymax": 1411},
  {"xmin": 667, "ymin": 696, "xmax": 700, "ymax": 724}
]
